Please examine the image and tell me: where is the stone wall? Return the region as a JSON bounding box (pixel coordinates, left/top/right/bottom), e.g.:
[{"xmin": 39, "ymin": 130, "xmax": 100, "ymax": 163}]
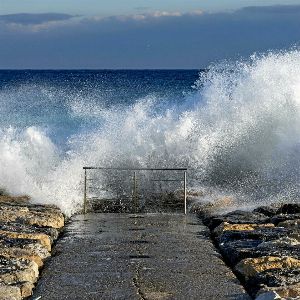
[
  {"xmin": 196, "ymin": 202, "xmax": 300, "ymax": 300},
  {"xmin": 0, "ymin": 196, "xmax": 64, "ymax": 300}
]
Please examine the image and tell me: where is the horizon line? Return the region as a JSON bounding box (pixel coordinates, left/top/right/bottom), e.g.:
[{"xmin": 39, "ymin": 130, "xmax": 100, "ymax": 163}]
[{"xmin": 0, "ymin": 68, "xmax": 206, "ymax": 71}]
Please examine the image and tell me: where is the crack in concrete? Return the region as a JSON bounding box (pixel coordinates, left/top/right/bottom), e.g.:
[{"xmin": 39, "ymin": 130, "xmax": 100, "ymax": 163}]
[
  {"xmin": 131, "ymin": 220, "xmax": 147, "ymax": 300},
  {"xmin": 133, "ymin": 262, "xmax": 147, "ymax": 300}
]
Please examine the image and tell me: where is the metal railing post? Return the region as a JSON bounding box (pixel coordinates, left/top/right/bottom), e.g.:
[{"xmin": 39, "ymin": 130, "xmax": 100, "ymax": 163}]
[
  {"xmin": 83, "ymin": 169, "xmax": 87, "ymax": 214},
  {"xmin": 183, "ymin": 171, "xmax": 187, "ymax": 215},
  {"xmin": 134, "ymin": 172, "xmax": 139, "ymax": 213},
  {"xmin": 132, "ymin": 171, "xmax": 138, "ymax": 213}
]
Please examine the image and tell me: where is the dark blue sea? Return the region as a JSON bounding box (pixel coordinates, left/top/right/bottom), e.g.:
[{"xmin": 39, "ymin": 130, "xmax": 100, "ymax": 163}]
[{"xmin": 0, "ymin": 70, "xmax": 199, "ymax": 147}]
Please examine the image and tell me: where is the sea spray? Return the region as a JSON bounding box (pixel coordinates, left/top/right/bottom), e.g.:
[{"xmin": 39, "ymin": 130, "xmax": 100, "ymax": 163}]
[{"xmin": 0, "ymin": 50, "xmax": 300, "ymax": 215}]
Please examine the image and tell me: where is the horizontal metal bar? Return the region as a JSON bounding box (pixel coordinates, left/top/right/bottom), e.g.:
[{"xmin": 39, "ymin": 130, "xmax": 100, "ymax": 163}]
[
  {"xmin": 87, "ymin": 197, "xmax": 132, "ymax": 201},
  {"xmin": 151, "ymin": 179, "xmax": 183, "ymax": 182},
  {"xmin": 83, "ymin": 167, "xmax": 188, "ymax": 171},
  {"xmin": 87, "ymin": 187, "xmax": 106, "ymax": 190},
  {"xmin": 87, "ymin": 198, "xmax": 122, "ymax": 201}
]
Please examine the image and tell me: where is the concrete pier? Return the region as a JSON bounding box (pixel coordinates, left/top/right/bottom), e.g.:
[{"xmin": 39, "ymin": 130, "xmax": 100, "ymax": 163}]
[{"xmin": 32, "ymin": 213, "xmax": 250, "ymax": 300}]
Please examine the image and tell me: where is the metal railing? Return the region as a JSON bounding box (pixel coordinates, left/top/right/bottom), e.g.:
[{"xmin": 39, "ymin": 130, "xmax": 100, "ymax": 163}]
[{"xmin": 83, "ymin": 167, "xmax": 188, "ymax": 214}]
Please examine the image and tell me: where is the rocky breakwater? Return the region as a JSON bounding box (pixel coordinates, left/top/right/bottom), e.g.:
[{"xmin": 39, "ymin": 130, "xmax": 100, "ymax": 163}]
[
  {"xmin": 0, "ymin": 196, "xmax": 64, "ymax": 300},
  {"xmin": 195, "ymin": 202, "xmax": 300, "ymax": 300}
]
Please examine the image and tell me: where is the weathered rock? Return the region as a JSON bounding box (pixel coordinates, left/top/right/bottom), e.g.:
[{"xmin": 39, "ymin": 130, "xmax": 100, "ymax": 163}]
[
  {"xmin": 0, "ymin": 230, "xmax": 51, "ymax": 252},
  {"xmin": 217, "ymin": 227, "xmax": 292, "ymax": 245},
  {"xmin": 257, "ymin": 244, "xmax": 300, "ymax": 259},
  {"xmin": 0, "ymin": 195, "xmax": 30, "ymax": 205},
  {"xmin": 27, "ymin": 203, "xmax": 62, "ymax": 213},
  {"xmin": 0, "ymin": 256, "xmax": 39, "ymax": 284},
  {"xmin": 0, "ymin": 220, "xmax": 59, "ymax": 252},
  {"xmin": 0, "ymin": 200, "xmax": 60, "ymax": 213},
  {"xmin": 20, "ymin": 241, "xmax": 50, "ymax": 260},
  {"xmin": 255, "ymin": 290, "xmax": 281, "ymax": 300},
  {"xmin": 203, "ymin": 210, "xmax": 270, "ymax": 230},
  {"xmin": 0, "ymin": 281, "xmax": 35, "ymax": 299},
  {"xmin": 255, "ymin": 291, "xmax": 281, "ymax": 300},
  {"xmin": 41, "ymin": 226, "xmax": 59, "ymax": 242},
  {"xmin": 271, "ymin": 214, "xmax": 300, "ymax": 226},
  {"xmin": 24, "ymin": 209, "xmax": 64, "ymax": 229},
  {"xmin": 0, "ymin": 198, "xmax": 64, "ymax": 299},
  {"xmin": 201, "ymin": 205, "xmax": 300, "ymax": 299},
  {"xmin": 206, "ymin": 209, "xmax": 300, "ymax": 263},
  {"xmin": 0, "ymin": 205, "xmax": 29, "ymax": 223},
  {"xmin": 219, "ymin": 236, "xmax": 300, "ymax": 266},
  {"xmin": 253, "ymin": 206, "xmax": 279, "ymax": 217},
  {"xmin": 278, "ymin": 204, "xmax": 300, "ymax": 215},
  {"xmin": 214, "ymin": 222, "xmax": 274, "ymax": 237},
  {"xmin": 0, "ymin": 221, "xmax": 59, "ymax": 243},
  {"xmin": 278, "ymin": 219, "xmax": 300, "ymax": 229},
  {"xmin": 0, "ymin": 203, "xmax": 64, "ymax": 229},
  {"xmin": 219, "ymin": 239, "xmax": 263, "ymax": 265},
  {"xmin": 275, "ymin": 283, "xmax": 300, "ymax": 298},
  {"xmin": 258, "ymin": 237, "xmax": 300, "ymax": 248},
  {"xmin": 236, "ymin": 256, "xmax": 300, "ymax": 279},
  {"xmin": 0, "ymin": 248, "xmax": 43, "ymax": 267},
  {"xmin": 0, "ymin": 236, "xmax": 50, "ymax": 258},
  {"xmin": 19, "ymin": 281, "xmax": 35, "ymax": 298},
  {"xmin": 248, "ymin": 268, "xmax": 300, "ymax": 289},
  {"xmin": 257, "ymin": 283, "xmax": 300, "ymax": 299},
  {"xmin": 0, "ymin": 284, "xmax": 22, "ymax": 300}
]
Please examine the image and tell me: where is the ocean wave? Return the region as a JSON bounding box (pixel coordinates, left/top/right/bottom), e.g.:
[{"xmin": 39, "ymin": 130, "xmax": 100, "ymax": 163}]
[{"xmin": 0, "ymin": 50, "xmax": 300, "ymax": 215}]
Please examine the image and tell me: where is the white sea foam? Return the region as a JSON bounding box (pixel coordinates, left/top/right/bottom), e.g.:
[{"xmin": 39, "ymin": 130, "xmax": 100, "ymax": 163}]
[{"xmin": 1, "ymin": 50, "xmax": 300, "ymax": 215}]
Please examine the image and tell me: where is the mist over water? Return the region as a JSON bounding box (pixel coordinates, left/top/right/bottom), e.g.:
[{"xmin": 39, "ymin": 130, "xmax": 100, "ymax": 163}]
[{"xmin": 1, "ymin": 51, "xmax": 300, "ymax": 216}]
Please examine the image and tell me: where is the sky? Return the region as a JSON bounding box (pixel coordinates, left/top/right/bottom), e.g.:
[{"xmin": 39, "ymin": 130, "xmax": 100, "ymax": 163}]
[
  {"xmin": 0, "ymin": 1, "xmax": 300, "ymax": 69},
  {"xmin": 2, "ymin": 0, "xmax": 300, "ymax": 15}
]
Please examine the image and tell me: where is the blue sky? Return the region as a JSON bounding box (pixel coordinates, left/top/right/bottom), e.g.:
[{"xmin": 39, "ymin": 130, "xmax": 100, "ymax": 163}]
[
  {"xmin": 0, "ymin": 1, "xmax": 300, "ymax": 69},
  {"xmin": 1, "ymin": 0, "xmax": 300, "ymax": 15}
]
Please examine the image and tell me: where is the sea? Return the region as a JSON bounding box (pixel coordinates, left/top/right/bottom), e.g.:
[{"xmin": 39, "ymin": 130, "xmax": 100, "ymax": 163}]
[{"xmin": 0, "ymin": 50, "xmax": 300, "ymax": 215}]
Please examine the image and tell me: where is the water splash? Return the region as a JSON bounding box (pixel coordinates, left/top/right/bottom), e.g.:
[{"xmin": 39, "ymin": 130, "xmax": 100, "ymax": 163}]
[{"xmin": 0, "ymin": 50, "xmax": 300, "ymax": 215}]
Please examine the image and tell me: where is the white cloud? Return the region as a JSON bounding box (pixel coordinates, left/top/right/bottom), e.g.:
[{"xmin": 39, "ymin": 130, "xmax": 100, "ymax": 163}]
[
  {"xmin": 0, "ymin": 10, "xmax": 205, "ymax": 32},
  {"xmin": 151, "ymin": 11, "xmax": 182, "ymax": 17}
]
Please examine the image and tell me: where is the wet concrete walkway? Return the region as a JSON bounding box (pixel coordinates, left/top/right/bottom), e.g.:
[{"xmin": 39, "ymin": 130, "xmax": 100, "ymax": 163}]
[{"xmin": 32, "ymin": 213, "xmax": 250, "ymax": 300}]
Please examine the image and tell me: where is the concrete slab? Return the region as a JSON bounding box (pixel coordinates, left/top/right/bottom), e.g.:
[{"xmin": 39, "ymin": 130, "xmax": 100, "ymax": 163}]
[{"xmin": 31, "ymin": 213, "xmax": 250, "ymax": 300}]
